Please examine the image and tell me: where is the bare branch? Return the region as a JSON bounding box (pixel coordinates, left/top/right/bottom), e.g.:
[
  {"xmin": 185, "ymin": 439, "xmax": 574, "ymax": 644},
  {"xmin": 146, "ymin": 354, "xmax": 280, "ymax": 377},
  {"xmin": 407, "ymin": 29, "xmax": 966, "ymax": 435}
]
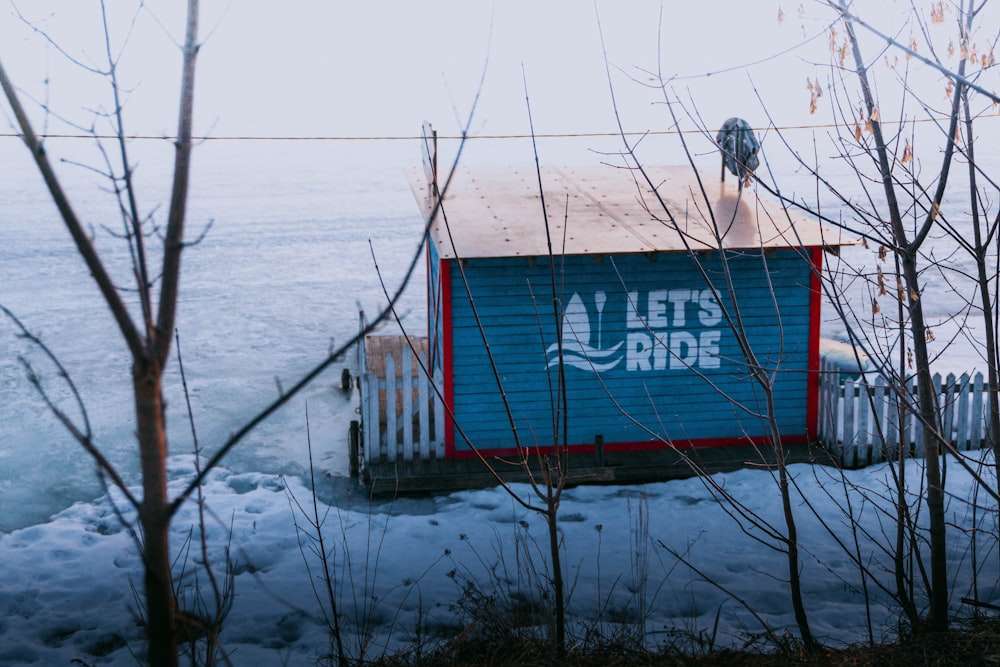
[
  {"xmin": 829, "ymin": 2, "xmax": 1000, "ymax": 105},
  {"xmin": 99, "ymin": 0, "xmax": 155, "ymax": 334},
  {"xmin": 1, "ymin": 304, "xmax": 140, "ymax": 509},
  {"xmin": 0, "ymin": 59, "xmax": 145, "ymax": 359},
  {"xmin": 155, "ymin": 0, "xmax": 200, "ymax": 368},
  {"xmin": 9, "ymin": 2, "xmax": 106, "ymax": 75}
]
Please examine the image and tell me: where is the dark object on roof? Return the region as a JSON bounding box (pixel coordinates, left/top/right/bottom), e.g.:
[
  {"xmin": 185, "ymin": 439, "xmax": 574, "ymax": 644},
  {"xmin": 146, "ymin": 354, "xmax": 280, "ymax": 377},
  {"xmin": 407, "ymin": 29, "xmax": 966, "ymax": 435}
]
[{"xmin": 717, "ymin": 117, "xmax": 760, "ymax": 184}]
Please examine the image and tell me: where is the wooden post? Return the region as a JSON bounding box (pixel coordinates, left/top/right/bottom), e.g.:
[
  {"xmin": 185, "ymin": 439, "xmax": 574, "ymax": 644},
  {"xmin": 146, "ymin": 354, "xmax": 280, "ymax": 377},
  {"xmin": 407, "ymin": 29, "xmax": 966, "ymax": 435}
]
[
  {"xmin": 365, "ymin": 372, "xmax": 381, "ymax": 463},
  {"xmin": 816, "ymin": 357, "xmax": 828, "ymax": 444},
  {"xmin": 433, "ymin": 367, "xmax": 445, "ymax": 459},
  {"xmin": 418, "ymin": 351, "xmax": 431, "ymax": 461},
  {"xmin": 972, "ymin": 372, "xmax": 985, "ymax": 448},
  {"xmin": 957, "ymin": 373, "xmax": 971, "ymax": 450},
  {"xmin": 402, "ymin": 345, "xmax": 413, "ymax": 462},
  {"xmin": 857, "ymin": 378, "xmax": 871, "ymax": 466},
  {"xmin": 886, "ymin": 378, "xmax": 900, "ymax": 458},
  {"xmin": 844, "ymin": 378, "xmax": 856, "ymax": 467},
  {"xmin": 386, "ymin": 354, "xmax": 397, "ymax": 462},
  {"xmin": 943, "ymin": 373, "xmax": 956, "ymax": 450},
  {"xmin": 349, "ymin": 420, "xmax": 360, "ymax": 477},
  {"xmin": 421, "ymin": 120, "xmax": 438, "ymax": 200}
]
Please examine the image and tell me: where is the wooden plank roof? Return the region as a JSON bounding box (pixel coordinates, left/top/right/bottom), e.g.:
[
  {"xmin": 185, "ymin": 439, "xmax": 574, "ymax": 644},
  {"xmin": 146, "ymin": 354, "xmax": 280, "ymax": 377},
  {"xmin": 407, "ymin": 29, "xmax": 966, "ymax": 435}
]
[{"xmin": 407, "ymin": 165, "xmax": 848, "ymax": 260}]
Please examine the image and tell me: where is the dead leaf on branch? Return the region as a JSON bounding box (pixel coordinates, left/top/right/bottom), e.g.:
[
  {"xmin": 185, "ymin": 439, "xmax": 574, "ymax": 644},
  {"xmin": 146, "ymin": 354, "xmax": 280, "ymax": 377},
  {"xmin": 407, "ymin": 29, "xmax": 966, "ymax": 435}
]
[
  {"xmin": 807, "ymin": 78, "xmax": 823, "ymax": 114},
  {"xmin": 931, "ymin": 2, "xmax": 945, "ymax": 24},
  {"xmin": 901, "ymin": 140, "xmax": 913, "ymax": 164}
]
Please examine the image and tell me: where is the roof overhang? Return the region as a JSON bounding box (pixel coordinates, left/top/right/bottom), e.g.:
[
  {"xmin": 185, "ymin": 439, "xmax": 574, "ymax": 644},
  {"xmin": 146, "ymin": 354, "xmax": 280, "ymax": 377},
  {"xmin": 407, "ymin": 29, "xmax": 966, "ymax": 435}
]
[{"xmin": 408, "ymin": 164, "xmax": 851, "ymax": 260}]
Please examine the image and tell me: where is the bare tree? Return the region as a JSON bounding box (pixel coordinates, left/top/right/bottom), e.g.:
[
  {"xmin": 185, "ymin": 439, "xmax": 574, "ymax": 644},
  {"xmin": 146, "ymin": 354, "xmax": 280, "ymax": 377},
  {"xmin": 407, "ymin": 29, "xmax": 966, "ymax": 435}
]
[
  {"xmin": 1, "ymin": 3, "xmax": 200, "ymax": 660},
  {"xmin": 837, "ymin": 0, "xmax": 956, "ymax": 629},
  {"xmin": 754, "ymin": 0, "xmax": 1000, "ymax": 633},
  {"xmin": 585, "ymin": 9, "xmax": 825, "ymax": 647},
  {"xmin": 0, "ymin": 2, "xmax": 462, "ymax": 663}
]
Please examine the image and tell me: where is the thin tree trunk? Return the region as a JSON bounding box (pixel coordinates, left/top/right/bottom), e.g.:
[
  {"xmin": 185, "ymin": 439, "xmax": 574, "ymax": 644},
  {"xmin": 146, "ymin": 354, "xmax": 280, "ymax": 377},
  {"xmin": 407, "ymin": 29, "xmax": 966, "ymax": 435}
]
[
  {"xmin": 900, "ymin": 255, "xmax": 948, "ymax": 629},
  {"xmin": 838, "ymin": 2, "xmax": 951, "ymax": 629},
  {"xmin": 545, "ymin": 503, "xmax": 565, "ymax": 657},
  {"xmin": 892, "ymin": 303, "xmax": 919, "ymax": 625},
  {"xmin": 767, "ymin": 395, "xmax": 815, "ymax": 647},
  {"xmin": 962, "ymin": 90, "xmax": 1000, "ymax": 513},
  {"xmin": 135, "ymin": 361, "xmax": 177, "ymax": 666}
]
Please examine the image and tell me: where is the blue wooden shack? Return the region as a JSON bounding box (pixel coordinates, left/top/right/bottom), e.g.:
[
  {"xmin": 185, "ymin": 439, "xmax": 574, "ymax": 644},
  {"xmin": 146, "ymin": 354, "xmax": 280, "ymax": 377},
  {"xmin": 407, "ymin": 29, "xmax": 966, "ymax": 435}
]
[{"xmin": 358, "ymin": 160, "xmax": 843, "ymax": 491}]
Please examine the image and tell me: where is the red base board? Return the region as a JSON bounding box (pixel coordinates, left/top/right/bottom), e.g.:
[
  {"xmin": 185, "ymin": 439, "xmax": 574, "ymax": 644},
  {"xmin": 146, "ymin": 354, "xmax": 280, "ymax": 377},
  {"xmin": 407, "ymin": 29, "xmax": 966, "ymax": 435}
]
[{"xmin": 446, "ymin": 433, "xmax": 812, "ymax": 460}]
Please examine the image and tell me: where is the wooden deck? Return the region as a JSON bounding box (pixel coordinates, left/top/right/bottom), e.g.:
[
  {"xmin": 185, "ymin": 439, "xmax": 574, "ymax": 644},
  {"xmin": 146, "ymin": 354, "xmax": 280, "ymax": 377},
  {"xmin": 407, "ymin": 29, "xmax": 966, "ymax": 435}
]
[
  {"xmin": 362, "ymin": 442, "xmax": 831, "ymax": 496},
  {"xmin": 364, "ymin": 335, "xmax": 428, "ymax": 380}
]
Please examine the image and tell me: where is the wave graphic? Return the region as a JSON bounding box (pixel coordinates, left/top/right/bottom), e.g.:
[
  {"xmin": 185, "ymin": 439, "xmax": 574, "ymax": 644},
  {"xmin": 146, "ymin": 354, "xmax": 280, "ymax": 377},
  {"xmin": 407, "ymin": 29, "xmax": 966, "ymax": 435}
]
[
  {"xmin": 545, "ymin": 293, "xmax": 624, "ymax": 372},
  {"xmin": 547, "ymin": 340, "xmax": 624, "ymax": 372}
]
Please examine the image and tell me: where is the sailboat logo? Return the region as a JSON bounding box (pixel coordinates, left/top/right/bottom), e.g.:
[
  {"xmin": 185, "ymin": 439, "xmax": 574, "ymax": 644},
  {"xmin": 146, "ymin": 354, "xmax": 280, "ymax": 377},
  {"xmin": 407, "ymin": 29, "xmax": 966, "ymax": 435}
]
[{"xmin": 545, "ymin": 292, "xmax": 624, "ymax": 372}]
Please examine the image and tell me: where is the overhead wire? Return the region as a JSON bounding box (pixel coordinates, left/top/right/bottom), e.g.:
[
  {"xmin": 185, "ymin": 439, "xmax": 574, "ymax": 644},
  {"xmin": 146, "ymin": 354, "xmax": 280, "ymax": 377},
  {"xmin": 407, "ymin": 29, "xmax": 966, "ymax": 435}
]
[
  {"xmin": 2, "ymin": 8, "xmax": 996, "ymax": 144},
  {"xmin": 0, "ymin": 112, "xmax": 997, "ymax": 143}
]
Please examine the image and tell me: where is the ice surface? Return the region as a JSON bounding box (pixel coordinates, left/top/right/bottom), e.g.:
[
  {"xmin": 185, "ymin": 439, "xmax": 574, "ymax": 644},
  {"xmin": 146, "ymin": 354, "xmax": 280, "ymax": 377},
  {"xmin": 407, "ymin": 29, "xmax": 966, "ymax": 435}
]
[{"xmin": 0, "ymin": 139, "xmax": 428, "ymax": 533}]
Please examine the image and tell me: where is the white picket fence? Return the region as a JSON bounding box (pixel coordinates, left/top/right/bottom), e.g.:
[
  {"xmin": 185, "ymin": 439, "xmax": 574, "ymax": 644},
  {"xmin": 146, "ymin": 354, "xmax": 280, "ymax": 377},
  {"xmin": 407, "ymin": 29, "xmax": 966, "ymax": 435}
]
[
  {"xmin": 360, "ymin": 342, "xmax": 445, "ymax": 464},
  {"xmin": 357, "ymin": 344, "xmax": 994, "ymax": 469},
  {"xmin": 817, "ymin": 357, "xmax": 994, "ymax": 467}
]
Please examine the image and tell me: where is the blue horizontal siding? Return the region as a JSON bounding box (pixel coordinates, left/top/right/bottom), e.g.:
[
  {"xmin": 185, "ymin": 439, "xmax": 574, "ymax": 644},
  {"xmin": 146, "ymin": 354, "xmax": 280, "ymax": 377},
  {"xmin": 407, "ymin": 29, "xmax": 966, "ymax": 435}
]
[{"xmin": 446, "ymin": 250, "xmax": 814, "ymax": 451}]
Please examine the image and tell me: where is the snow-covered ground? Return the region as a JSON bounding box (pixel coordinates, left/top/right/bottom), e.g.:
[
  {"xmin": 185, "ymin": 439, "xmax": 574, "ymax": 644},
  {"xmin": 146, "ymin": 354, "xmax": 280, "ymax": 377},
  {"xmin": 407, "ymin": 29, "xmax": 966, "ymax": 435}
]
[{"xmin": 0, "ymin": 452, "xmax": 997, "ymax": 665}]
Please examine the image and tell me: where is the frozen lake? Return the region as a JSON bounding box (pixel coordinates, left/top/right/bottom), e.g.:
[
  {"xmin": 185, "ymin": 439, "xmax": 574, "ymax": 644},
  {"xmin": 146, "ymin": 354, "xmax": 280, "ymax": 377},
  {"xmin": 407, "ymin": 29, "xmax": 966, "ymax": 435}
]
[
  {"xmin": 0, "ymin": 138, "xmax": 434, "ymax": 533},
  {"xmin": 3, "ymin": 123, "xmax": 1000, "ymax": 534}
]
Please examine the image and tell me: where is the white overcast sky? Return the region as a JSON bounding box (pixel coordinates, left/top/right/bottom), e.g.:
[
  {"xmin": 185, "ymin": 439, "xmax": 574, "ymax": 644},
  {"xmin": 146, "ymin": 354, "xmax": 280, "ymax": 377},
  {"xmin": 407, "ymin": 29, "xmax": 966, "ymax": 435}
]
[{"xmin": 1, "ymin": 1, "xmax": 997, "ymax": 168}]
